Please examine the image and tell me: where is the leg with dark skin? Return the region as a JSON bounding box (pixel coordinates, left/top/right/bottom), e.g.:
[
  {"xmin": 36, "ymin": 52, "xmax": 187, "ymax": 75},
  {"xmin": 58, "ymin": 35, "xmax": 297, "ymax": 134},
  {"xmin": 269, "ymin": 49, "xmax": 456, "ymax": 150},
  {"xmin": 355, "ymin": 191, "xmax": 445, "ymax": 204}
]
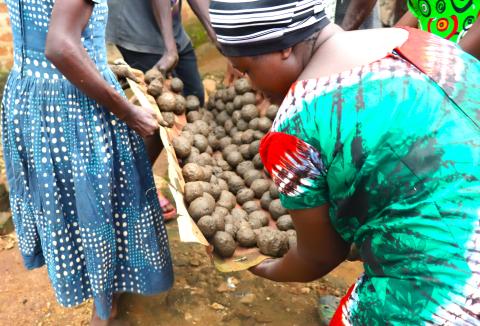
[{"xmin": 90, "ymin": 294, "xmax": 129, "ymax": 326}]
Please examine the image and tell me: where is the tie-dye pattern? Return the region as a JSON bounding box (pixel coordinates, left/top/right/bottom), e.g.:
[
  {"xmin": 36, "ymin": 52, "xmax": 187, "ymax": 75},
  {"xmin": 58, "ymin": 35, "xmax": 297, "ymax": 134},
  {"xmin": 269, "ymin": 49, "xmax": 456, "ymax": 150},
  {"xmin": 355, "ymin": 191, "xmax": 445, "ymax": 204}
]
[{"xmin": 260, "ymin": 29, "xmax": 480, "ymax": 324}]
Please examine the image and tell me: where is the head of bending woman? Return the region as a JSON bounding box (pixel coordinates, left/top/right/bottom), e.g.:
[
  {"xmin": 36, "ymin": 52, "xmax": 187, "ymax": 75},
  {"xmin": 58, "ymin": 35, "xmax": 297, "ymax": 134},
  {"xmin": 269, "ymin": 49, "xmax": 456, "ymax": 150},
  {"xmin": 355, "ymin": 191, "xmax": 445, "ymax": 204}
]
[{"xmin": 210, "ymin": 1, "xmax": 480, "ymax": 325}]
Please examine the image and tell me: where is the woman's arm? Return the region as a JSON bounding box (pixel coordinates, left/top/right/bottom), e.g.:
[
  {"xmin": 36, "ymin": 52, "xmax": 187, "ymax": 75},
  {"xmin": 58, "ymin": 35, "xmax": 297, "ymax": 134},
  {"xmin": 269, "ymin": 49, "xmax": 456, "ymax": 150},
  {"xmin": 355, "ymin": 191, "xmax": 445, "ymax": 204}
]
[
  {"xmin": 187, "ymin": 0, "xmax": 218, "ymax": 45},
  {"xmin": 341, "ymin": 0, "xmax": 378, "ymax": 31},
  {"xmin": 459, "ymin": 19, "xmax": 480, "ymax": 60},
  {"xmin": 395, "ymin": 11, "xmax": 418, "ymax": 28},
  {"xmin": 151, "ymin": 0, "xmax": 179, "ymax": 74},
  {"xmin": 250, "ymin": 205, "xmax": 350, "ymax": 282},
  {"xmin": 45, "ymin": 0, "xmax": 160, "ymax": 138}
]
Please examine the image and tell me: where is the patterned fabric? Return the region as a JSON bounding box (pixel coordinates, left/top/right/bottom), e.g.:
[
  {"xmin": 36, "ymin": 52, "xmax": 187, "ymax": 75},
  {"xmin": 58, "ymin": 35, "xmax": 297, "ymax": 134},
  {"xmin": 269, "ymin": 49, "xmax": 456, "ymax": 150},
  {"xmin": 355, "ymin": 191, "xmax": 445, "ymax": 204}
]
[
  {"xmin": 1, "ymin": 0, "xmax": 173, "ymax": 320},
  {"xmin": 407, "ymin": 0, "xmax": 480, "ymax": 42},
  {"xmin": 260, "ymin": 29, "xmax": 480, "ymax": 324},
  {"xmin": 209, "ymin": 0, "xmax": 329, "ymax": 56}
]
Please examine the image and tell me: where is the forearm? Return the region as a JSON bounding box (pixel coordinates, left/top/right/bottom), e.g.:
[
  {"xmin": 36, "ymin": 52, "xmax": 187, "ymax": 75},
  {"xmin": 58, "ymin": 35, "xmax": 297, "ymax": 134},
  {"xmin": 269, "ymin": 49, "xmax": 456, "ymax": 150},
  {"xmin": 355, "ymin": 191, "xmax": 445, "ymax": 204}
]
[
  {"xmin": 253, "ymin": 246, "xmax": 345, "ymax": 283},
  {"xmin": 341, "ymin": 0, "xmax": 377, "ymax": 31},
  {"xmin": 187, "ymin": 0, "xmax": 217, "ymax": 42},
  {"xmin": 151, "ymin": 0, "xmax": 177, "ymax": 54},
  {"xmin": 45, "ymin": 4, "xmax": 131, "ymax": 119},
  {"xmin": 459, "ymin": 19, "xmax": 480, "ymax": 60}
]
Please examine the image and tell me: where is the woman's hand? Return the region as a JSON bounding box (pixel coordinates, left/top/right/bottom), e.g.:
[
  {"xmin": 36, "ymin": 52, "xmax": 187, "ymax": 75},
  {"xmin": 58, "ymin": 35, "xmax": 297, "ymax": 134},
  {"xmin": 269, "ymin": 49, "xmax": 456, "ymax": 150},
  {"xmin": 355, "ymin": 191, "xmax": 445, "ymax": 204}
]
[
  {"xmin": 249, "ymin": 258, "xmax": 277, "ymax": 278},
  {"xmin": 122, "ymin": 103, "xmax": 161, "ymax": 138}
]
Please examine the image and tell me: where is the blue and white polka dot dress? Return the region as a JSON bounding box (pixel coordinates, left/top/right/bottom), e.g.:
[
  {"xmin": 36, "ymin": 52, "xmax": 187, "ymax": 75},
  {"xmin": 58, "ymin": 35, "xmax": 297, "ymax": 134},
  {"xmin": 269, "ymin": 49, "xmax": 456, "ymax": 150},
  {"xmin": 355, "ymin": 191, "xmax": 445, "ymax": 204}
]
[{"xmin": 1, "ymin": 0, "xmax": 173, "ymax": 319}]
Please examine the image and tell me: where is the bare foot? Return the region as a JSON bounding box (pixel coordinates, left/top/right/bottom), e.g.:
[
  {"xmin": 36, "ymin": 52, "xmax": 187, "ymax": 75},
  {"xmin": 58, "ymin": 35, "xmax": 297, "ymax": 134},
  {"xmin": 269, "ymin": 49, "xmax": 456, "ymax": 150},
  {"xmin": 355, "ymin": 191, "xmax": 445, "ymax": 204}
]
[{"xmin": 90, "ymin": 294, "xmax": 129, "ymax": 326}]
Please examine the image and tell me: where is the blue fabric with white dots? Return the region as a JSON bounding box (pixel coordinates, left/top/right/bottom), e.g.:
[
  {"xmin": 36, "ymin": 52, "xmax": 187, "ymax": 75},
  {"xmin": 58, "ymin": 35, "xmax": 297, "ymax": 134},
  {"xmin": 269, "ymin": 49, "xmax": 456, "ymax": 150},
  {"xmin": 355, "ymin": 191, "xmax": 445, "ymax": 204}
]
[{"xmin": 1, "ymin": 0, "xmax": 174, "ymax": 320}]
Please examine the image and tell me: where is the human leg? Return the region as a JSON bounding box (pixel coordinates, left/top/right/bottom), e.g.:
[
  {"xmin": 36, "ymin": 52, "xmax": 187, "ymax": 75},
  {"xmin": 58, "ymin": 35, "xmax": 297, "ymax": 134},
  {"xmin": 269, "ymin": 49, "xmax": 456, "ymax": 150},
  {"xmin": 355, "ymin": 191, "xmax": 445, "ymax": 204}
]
[{"xmin": 116, "ymin": 46, "xmax": 161, "ymax": 73}]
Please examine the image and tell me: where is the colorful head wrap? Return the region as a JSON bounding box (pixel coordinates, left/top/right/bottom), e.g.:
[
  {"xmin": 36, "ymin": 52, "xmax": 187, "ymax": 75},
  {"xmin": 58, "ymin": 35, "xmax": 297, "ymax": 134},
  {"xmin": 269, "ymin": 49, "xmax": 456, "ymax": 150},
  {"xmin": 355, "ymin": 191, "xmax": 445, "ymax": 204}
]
[{"xmin": 209, "ymin": 0, "xmax": 329, "ymax": 57}]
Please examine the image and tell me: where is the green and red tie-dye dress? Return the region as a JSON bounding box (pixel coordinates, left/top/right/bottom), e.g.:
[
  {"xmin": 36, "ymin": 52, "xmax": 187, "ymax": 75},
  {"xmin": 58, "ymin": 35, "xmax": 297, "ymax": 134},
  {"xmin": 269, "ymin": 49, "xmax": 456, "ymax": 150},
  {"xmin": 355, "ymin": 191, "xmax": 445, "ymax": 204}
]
[{"xmin": 259, "ymin": 28, "xmax": 480, "ymax": 325}]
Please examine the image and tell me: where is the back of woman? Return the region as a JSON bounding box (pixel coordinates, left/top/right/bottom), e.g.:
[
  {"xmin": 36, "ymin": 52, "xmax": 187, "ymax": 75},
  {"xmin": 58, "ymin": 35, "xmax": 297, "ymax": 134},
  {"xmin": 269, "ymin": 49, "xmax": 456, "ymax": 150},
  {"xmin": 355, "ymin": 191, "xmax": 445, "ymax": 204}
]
[{"xmin": 209, "ymin": 0, "xmax": 480, "ymax": 323}]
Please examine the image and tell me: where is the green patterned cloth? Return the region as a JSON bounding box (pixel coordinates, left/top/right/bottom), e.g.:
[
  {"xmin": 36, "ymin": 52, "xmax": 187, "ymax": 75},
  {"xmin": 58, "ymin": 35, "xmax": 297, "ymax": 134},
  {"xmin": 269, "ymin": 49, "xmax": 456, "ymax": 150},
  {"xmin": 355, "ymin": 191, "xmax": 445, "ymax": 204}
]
[
  {"xmin": 408, "ymin": 0, "xmax": 479, "ymax": 42},
  {"xmin": 260, "ymin": 29, "xmax": 480, "ymax": 324}
]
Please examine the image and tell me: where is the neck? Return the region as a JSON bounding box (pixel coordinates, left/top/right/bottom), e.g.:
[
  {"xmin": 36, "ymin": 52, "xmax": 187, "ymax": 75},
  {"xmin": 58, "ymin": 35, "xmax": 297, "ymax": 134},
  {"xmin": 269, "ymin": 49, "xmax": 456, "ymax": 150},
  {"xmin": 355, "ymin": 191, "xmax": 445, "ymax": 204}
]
[{"xmin": 301, "ymin": 24, "xmax": 343, "ymax": 70}]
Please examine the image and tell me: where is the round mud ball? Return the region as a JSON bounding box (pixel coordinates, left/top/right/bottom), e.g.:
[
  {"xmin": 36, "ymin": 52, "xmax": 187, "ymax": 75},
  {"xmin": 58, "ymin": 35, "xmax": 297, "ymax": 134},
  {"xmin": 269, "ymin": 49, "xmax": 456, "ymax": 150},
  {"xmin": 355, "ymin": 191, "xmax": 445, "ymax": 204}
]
[
  {"xmin": 218, "ymin": 137, "xmax": 232, "ymax": 150},
  {"xmin": 184, "ymin": 181, "xmax": 210, "ymax": 204},
  {"xmin": 227, "ymin": 175, "xmax": 245, "ymax": 195},
  {"xmin": 224, "ymin": 119, "xmax": 234, "ymax": 133},
  {"xmin": 236, "ymin": 188, "xmax": 255, "ymax": 205},
  {"xmin": 157, "ymin": 92, "xmax": 177, "ymax": 112},
  {"xmin": 214, "ymin": 126, "xmax": 227, "ymax": 139},
  {"xmin": 217, "ymin": 190, "xmax": 237, "ymax": 210},
  {"xmin": 186, "ymin": 110, "xmax": 202, "ymax": 123},
  {"xmin": 257, "ymin": 228, "xmax": 289, "ymax": 257},
  {"xmin": 215, "ymin": 99, "xmax": 225, "ymax": 111},
  {"xmin": 186, "ymin": 95, "xmax": 200, "ymax": 111},
  {"xmin": 147, "ymin": 78, "xmax": 164, "ymax": 97},
  {"xmin": 234, "ymin": 78, "xmax": 252, "ymax": 94},
  {"xmin": 211, "ymin": 212, "xmax": 225, "ymax": 231},
  {"xmin": 229, "ymin": 127, "xmax": 239, "ymax": 139},
  {"xmin": 213, "ymin": 206, "xmax": 230, "ymax": 219},
  {"xmin": 202, "ymin": 166, "xmax": 213, "ymax": 182},
  {"xmin": 193, "ymin": 134, "xmax": 209, "ymax": 153},
  {"xmin": 208, "ymin": 178, "xmax": 222, "ymax": 200},
  {"xmin": 242, "ymin": 92, "xmax": 256, "ymax": 105},
  {"xmin": 252, "ymin": 153, "xmax": 264, "ymax": 170},
  {"xmin": 248, "ymin": 118, "xmax": 259, "ymax": 130},
  {"xmin": 224, "ymin": 223, "xmax": 238, "ymax": 238},
  {"xmin": 239, "ymin": 144, "xmax": 252, "ymax": 160},
  {"xmin": 225, "ymin": 102, "xmax": 235, "ymax": 115},
  {"xmin": 162, "ymin": 112, "xmax": 175, "ymax": 128},
  {"xmin": 183, "ymin": 123, "xmax": 199, "ymax": 134},
  {"xmin": 201, "ymin": 109, "xmax": 214, "ymax": 123},
  {"xmin": 197, "ymin": 215, "xmax": 217, "ymax": 238},
  {"xmin": 269, "ymin": 183, "xmax": 279, "ymax": 199},
  {"xmin": 172, "ymin": 136, "xmax": 192, "ymax": 159},
  {"xmin": 244, "ymin": 169, "xmax": 263, "ymax": 187},
  {"xmin": 173, "ymin": 94, "xmax": 186, "ymax": 115},
  {"xmin": 269, "ymin": 199, "xmax": 288, "ymax": 220},
  {"xmin": 242, "ymin": 200, "xmax": 261, "ymax": 214},
  {"xmin": 170, "ymin": 77, "xmax": 184, "ymax": 93},
  {"xmin": 217, "ymin": 159, "xmax": 232, "ymax": 172},
  {"xmin": 236, "ymin": 119, "xmax": 249, "ymax": 132},
  {"xmin": 236, "ymin": 161, "xmax": 254, "ymax": 178},
  {"xmin": 250, "ymin": 179, "xmax": 271, "ymax": 199},
  {"xmin": 216, "ymin": 111, "xmax": 230, "ymax": 126},
  {"xmin": 145, "ymin": 67, "xmax": 163, "ymax": 84},
  {"xmin": 266, "ymin": 104, "xmax": 279, "ymax": 120},
  {"xmin": 286, "ymin": 229, "xmax": 297, "ymax": 248},
  {"xmin": 253, "ymin": 130, "xmax": 265, "ymax": 141},
  {"xmin": 236, "ymin": 227, "xmax": 257, "ymax": 247},
  {"xmin": 249, "ymin": 140, "xmax": 260, "ymax": 158},
  {"xmin": 196, "ymin": 153, "xmax": 215, "ymax": 166},
  {"xmin": 208, "ymin": 134, "xmax": 220, "ymax": 151},
  {"xmin": 222, "ymin": 144, "xmax": 238, "ymax": 158},
  {"xmin": 231, "ymin": 132, "xmax": 244, "ymax": 145},
  {"xmin": 188, "ymin": 193, "xmax": 216, "ymax": 221},
  {"xmin": 213, "ymin": 231, "xmax": 237, "ymax": 258},
  {"xmin": 249, "ymin": 210, "xmax": 269, "ymax": 227},
  {"xmin": 257, "ymin": 117, "xmax": 272, "ymax": 133},
  {"xmin": 184, "ymin": 148, "xmax": 200, "ymax": 164},
  {"xmin": 241, "ymin": 129, "xmax": 255, "ymax": 144},
  {"xmin": 226, "ymin": 86, "xmax": 236, "ymax": 102},
  {"xmin": 232, "ymin": 111, "xmax": 242, "ymax": 125},
  {"xmin": 276, "ymin": 215, "xmax": 294, "ymax": 231},
  {"xmin": 217, "ymin": 178, "xmax": 229, "ymax": 192},
  {"xmin": 241, "ymin": 104, "xmax": 259, "ymax": 122},
  {"xmin": 193, "ymin": 120, "xmax": 210, "ymax": 137},
  {"xmin": 215, "ymin": 89, "xmax": 225, "ymax": 100},
  {"xmin": 180, "ymin": 130, "xmax": 194, "ymax": 144},
  {"xmin": 182, "ymin": 163, "xmax": 205, "ymax": 182},
  {"xmin": 233, "ymin": 95, "xmax": 243, "ymax": 110},
  {"xmin": 260, "ymin": 191, "xmax": 272, "ymax": 210},
  {"xmin": 231, "ymin": 207, "xmax": 248, "ymax": 221}
]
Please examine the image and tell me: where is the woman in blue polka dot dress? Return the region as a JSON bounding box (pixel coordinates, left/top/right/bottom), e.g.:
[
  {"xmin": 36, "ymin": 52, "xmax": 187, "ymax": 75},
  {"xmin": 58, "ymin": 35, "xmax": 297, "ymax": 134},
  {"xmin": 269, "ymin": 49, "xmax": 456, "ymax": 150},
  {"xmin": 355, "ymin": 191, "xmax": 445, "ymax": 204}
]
[{"xmin": 1, "ymin": 0, "xmax": 174, "ymax": 323}]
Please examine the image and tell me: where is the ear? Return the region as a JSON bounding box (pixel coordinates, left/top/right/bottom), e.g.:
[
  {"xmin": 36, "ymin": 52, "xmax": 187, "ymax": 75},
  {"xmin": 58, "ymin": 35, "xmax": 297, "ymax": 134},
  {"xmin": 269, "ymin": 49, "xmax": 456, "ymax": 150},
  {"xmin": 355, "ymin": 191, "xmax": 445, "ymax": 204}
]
[{"xmin": 280, "ymin": 47, "xmax": 293, "ymax": 60}]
